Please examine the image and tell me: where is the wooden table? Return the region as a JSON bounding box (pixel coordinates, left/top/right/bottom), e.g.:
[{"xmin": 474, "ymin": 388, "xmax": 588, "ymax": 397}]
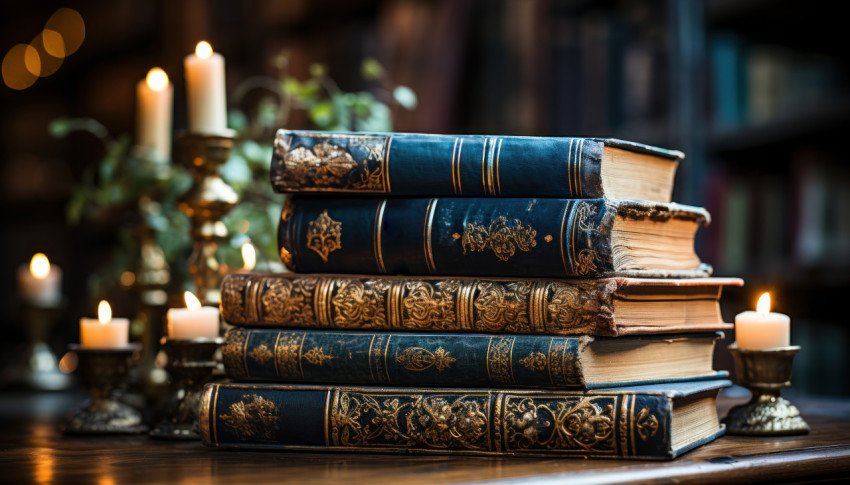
[{"xmin": 0, "ymin": 391, "xmax": 848, "ymax": 484}]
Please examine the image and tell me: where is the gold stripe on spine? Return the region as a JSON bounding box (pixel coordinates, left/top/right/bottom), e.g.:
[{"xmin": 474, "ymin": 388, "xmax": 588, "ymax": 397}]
[
  {"xmin": 458, "ymin": 281, "xmax": 474, "ymax": 331},
  {"xmin": 394, "ymin": 280, "xmax": 405, "ymax": 328},
  {"xmin": 530, "ymin": 282, "xmax": 547, "ymax": 333},
  {"xmin": 480, "ymin": 138, "xmax": 488, "ymax": 194},
  {"xmin": 493, "ymin": 392, "xmax": 503, "ymax": 452},
  {"xmin": 373, "ymin": 200, "xmax": 387, "ymax": 273},
  {"xmin": 384, "ymin": 335, "xmax": 392, "ymax": 383},
  {"xmin": 199, "ymin": 384, "xmax": 212, "ymax": 444},
  {"xmin": 486, "ymin": 337, "xmax": 515, "ymax": 385},
  {"xmin": 244, "ymin": 275, "xmax": 261, "ymax": 323},
  {"xmin": 366, "ymin": 335, "xmax": 377, "ymax": 382},
  {"xmin": 558, "ymin": 202, "xmax": 570, "ymax": 275},
  {"xmin": 297, "ymin": 331, "xmax": 306, "ymax": 378},
  {"xmin": 576, "ymin": 139, "xmax": 584, "ymax": 198},
  {"xmin": 384, "ymin": 136, "xmax": 392, "ymax": 193},
  {"xmin": 618, "ymin": 394, "xmax": 630, "ymax": 457},
  {"xmin": 211, "ymin": 383, "xmax": 220, "ymax": 445},
  {"xmin": 547, "ymin": 337, "xmax": 568, "ymax": 387},
  {"xmin": 456, "ymin": 139, "xmax": 464, "ymax": 195},
  {"xmin": 330, "ymin": 388, "xmax": 341, "ymax": 446},
  {"xmin": 324, "ymin": 389, "xmax": 333, "ymax": 446},
  {"xmin": 629, "ymin": 393, "xmax": 637, "ymax": 456},
  {"xmin": 495, "ymin": 138, "xmax": 503, "ymax": 195},
  {"xmin": 451, "ymin": 138, "xmax": 459, "ymax": 195},
  {"xmin": 423, "ymin": 198, "xmax": 438, "ymax": 273}
]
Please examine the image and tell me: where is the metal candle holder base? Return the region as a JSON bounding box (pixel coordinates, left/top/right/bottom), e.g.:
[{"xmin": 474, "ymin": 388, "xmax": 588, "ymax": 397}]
[
  {"xmin": 723, "ymin": 345, "xmax": 810, "ymax": 436},
  {"xmin": 150, "ymin": 337, "xmax": 222, "ymax": 440},
  {"xmin": 64, "ymin": 344, "xmax": 147, "ymax": 435}
]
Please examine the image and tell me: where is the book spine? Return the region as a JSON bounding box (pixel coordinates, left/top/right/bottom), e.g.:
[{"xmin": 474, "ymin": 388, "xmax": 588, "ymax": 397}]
[
  {"xmin": 222, "ymin": 328, "xmax": 592, "ymax": 388},
  {"xmin": 200, "ymin": 383, "xmax": 675, "ymax": 459},
  {"xmin": 278, "ymin": 197, "xmax": 616, "ymax": 278},
  {"xmin": 270, "ymin": 130, "xmax": 605, "ymax": 198},
  {"xmin": 220, "ymin": 273, "xmax": 619, "ymax": 336}
]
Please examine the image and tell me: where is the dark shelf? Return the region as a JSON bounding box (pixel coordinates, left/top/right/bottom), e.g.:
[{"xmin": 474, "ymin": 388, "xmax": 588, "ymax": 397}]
[{"xmin": 708, "ymin": 97, "xmax": 850, "ymax": 154}]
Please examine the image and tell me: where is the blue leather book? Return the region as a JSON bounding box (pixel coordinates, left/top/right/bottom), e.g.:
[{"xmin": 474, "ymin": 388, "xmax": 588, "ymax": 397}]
[
  {"xmin": 278, "ymin": 196, "xmax": 712, "ymax": 278},
  {"xmin": 223, "ymin": 327, "xmax": 726, "ymax": 390},
  {"xmin": 271, "ymin": 130, "xmax": 684, "ymax": 202},
  {"xmin": 199, "ymin": 379, "xmax": 730, "ymax": 459}
]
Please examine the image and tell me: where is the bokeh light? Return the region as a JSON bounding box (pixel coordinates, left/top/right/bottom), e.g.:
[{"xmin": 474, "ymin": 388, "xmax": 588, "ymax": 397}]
[
  {"xmin": 3, "ymin": 44, "xmax": 39, "ymax": 90},
  {"xmin": 44, "ymin": 8, "xmax": 85, "ymax": 56},
  {"xmin": 30, "ymin": 31, "xmax": 63, "ymax": 78}
]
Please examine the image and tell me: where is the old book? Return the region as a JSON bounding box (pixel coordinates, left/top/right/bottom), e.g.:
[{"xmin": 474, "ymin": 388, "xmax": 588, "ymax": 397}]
[
  {"xmin": 221, "ymin": 273, "xmax": 740, "ymax": 336},
  {"xmin": 271, "ymin": 130, "xmax": 683, "ymax": 202},
  {"xmin": 223, "ymin": 327, "xmax": 727, "ymax": 389},
  {"xmin": 278, "ymin": 197, "xmax": 712, "ymax": 278},
  {"xmin": 199, "ymin": 379, "xmax": 730, "ymax": 459}
]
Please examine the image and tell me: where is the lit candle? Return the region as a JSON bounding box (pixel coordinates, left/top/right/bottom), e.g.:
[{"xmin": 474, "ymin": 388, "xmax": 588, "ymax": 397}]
[
  {"xmin": 167, "ymin": 291, "xmax": 220, "ymax": 339},
  {"xmin": 184, "ymin": 41, "xmax": 227, "ymax": 135},
  {"xmin": 79, "ymin": 300, "xmax": 130, "ymax": 348},
  {"xmin": 735, "ymin": 292, "xmax": 790, "ymax": 349},
  {"xmin": 17, "ymin": 253, "xmax": 62, "ymax": 307},
  {"xmin": 241, "ymin": 241, "xmax": 256, "ymax": 272},
  {"xmin": 136, "ymin": 67, "xmax": 173, "ymax": 161}
]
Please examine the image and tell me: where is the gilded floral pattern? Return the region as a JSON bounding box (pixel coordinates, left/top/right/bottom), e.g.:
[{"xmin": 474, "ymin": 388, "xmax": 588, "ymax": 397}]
[
  {"xmin": 306, "ymin": 210, "xmax": 342, "ymax": 262},
  {"xmin": 504, "ymin": 397, "xmax": 615, "ymax": 453},
  {"xmin": 303, "ymin": 346, "xmax": 335, "ymax": 366},
  {"xmin": 219, "ymin": 394, "xmax": 279, "ymax": 441},
  {"xmin": 331, "ymin": 279, "xmax": 390, "ymax": 328},
  {"xmin": 330, "ymin": 391, "xmax": 488, "ymax": 450},
  {"xmin": 473, "ymin": 281, "xmax": 532, "ymax": 332},
  {"xmin": 457, "ymin": 216, "xmax": 538, "ymax": 261},
  {"xmin": 636, "ymin": 407, "xmax": 660, "ymax": 440},
  {"xmin": 261, "ymin": 278, "xmax": 317, "ymax": 326},
  {"xmin": 248, "ymin": 344, "xmax": 273, "ymax": 365},
  {"xmin": 277, "ymin": 137, "xmax": 387, "ymax": 192},
  {"xmin": 518, "ymin": 352, "xmax": 547, "ymax": 372},
  {"xmin": 401, "ymin": 280, "xmax": 459, "ymax": 330},
  {"xmin": 395, "ymin": 346, "xmax": 457, "ymax": 372}
]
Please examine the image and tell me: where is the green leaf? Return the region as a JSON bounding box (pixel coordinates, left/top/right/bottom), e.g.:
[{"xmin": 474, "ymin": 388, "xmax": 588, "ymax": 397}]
[
  {"xmin": 361, "ymin": 58, "xmax": 385, "ymax": 81},
  {"xmin": 48, "ymin": 118, "xmax": 74, "ymax": 138},
  {"xmin": 228, "ymin": 110, "xmax": 248, "ymax": 132},
  {"xmin": 393, "ymin": 86, "xmax": 418, "ymax": 109},
  {"xmin": 256, "ymin": 96, "xmax": 279, "ymax": 129},
  {"xmin": 309, "ymin": 100, "xmax": 335, "ymax": 128},
  {"xmin": 309, "ymin": 63, "xmax": 327, "ymax": 78},
  {"xmin": 355, "ymin": 101, "xmax": 391, "ymax": 132}
]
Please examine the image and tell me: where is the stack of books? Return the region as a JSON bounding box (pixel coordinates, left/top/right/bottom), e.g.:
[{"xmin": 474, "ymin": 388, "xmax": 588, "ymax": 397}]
[{"xmin": 200, "ymin": 131, "xmax": 741, "ymax": 459}]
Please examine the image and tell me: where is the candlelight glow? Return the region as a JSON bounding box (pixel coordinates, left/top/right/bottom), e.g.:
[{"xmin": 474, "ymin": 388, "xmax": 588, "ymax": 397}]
[
  {"xmin": 29, "ymin": 253, "xmax": 51, "ymax": 279},
  {"xmin": 757, "ymin": 292, "xmax": 771, "ymax": 316},
  {"xmin": 195, "ymin": 41, "xmax": 213, "ymax": 59},
  {"xmin": 184, "ymin": 291, "xmax": 202, "ymax": 311},
  {"xmin": 145, "ymin": 67, "xmax": 168, "ymax": 91},
  {"xmin": 241, "ymin": 242, "xmax": 257, "ymax": 271},
  {"xmin": 97, "ymin": 300, "xmax": 112, "ymax": 325}
]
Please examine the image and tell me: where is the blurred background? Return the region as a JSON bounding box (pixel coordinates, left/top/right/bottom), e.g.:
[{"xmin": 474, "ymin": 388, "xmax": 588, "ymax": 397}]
[{"xmin": 2, "ymin": 0, "xmax": 849, "ymax": 396}]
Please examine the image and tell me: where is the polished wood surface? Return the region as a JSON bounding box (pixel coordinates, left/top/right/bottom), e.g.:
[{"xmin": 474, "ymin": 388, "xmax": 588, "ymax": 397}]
[{"xmin": 0, "ymin": 392, "xmax": 848, "ymax": 484}]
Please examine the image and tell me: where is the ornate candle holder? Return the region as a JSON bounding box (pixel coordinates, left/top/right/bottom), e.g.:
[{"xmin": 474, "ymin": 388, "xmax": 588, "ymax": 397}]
[
  {"xmin": 177, "ymin": 132, "xmax": 238, "ymax": 305},
  {"xmin": 723, "ymin": 345, "xmax": 810, "ymax": 435},
  {"xmin": 150, "ymin": 337, "xmax": 222, "ymax": 440},
  {"xmin": 64, "ymin": 343, "xmax": 147, "ymax": 435}
]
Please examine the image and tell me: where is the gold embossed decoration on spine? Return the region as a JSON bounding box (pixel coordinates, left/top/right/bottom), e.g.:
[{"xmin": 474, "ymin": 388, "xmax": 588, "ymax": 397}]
[
  {"xmin": 395, "ymin": 347, "xmax": 457, "ymax": 371},
  {"xmin": 455, "ymin": 216, "xmax": 538, "ymax": 261},
  {"xmin": 222, "ymin": 328, "xmax": 249, "ymax": 379},
  {"xmin": 503, "ymin": 396, "xmax": 617, "ymax": 454},
  {"xmin": 277, "ymin": 134, "xmax": 389, "ymax": 192},
  {"xmin": 572, "ymin": 201, "xmax": 602, "ymax": 276},
  {"xmin": 474, "ymin": 281, "xmax": 533, "ymax": 332},
  {"xmin": 248, "ymin": 344, "xmax": 273, "ymax": 365},
  {"xmin": 401, "ymin": 280, "xmax": 460, "ymax": 330},
  {"xmin": 331, "ymin": 279, "xmax": 390, "ymax": 328},
  {"xmin": 218, "ymin": 394, "xmax": 279, "ymax": 441},
  {"xmin": 274, "ymin": 332, "xmax": 305, "ymax": 379},
  {"xmin": 306, "ymin": 210, "xmax": 342, "ymax": 262},
  {"xmin": 486, "ymin": 337, "xmax": 516, "ymax": 385},
  {"xmin": 303, "ymin": 347, "xmax": 335, "ymax": 366},
  {"xmin": 261, "ymin": 277, "xmax": 318, "ymax": 327}
]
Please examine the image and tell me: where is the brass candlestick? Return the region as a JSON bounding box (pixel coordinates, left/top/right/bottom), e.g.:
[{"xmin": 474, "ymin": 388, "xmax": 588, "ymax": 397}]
[
  {"xmin": 150, "ymin": 337, "xmax": 222, "ymax": 440},
  {"xmin": 177, "ymin": 132, "xmax": 238, "ymax": 305},
  {"xmin": 64, "ymin": 343, "xmax": 147, "ymax": 435},
  {"xmin": 723, "ymin": 345, "xmax": 810, "ymax": 435}
]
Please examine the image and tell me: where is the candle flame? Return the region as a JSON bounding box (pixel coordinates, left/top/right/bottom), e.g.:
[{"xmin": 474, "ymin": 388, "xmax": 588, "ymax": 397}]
[
  {"xmin": 757, "ymin": 292, "xmax": 771, "ymax": 316},
  {"xmin": 184, "ymin": 291, "xmax": 202, "ymax": 311},
  {"xmin": 97, "ymin": 300, "xmax": 112, "ymax": 325},
  {"xmin": 145, "ymin": 67, "xmax": 168, "ymax": 91},
  {"xmin": 195, "ymin": 41, "xmax": 213, "ymax": 59},
  {"xmin": 29, "ymin": 253, "xmax": 51, "ymax": 279},
  {"xmin": 241, "ymin": 242, "xmax": 256, "ymax": 271}
]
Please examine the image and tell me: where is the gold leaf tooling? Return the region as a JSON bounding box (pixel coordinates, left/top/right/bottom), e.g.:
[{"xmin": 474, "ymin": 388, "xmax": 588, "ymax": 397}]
[
  {"xmin": 459, "ymin": 216, "xmax": 537, "ymax": 261},
  {"xmin": 636, "ymin": 407, "xmax": 659, "ymax": 440},
  {"xmin": 395, "ymin": 346, "xmax": 457, "ymax": 372},
  {"xmin": 331, "ymin": 279, "xmax": 390, "ymax": 328},
  {"xmin": 504, "ymin": 397, "xmax": 615, "ymax": 453},
  {"xmin": 278, "ymin": 137, "xmax": 386, "ymax": 191},
  {"xmin": 306, "ymin": 210, "xmax": 342, "ymax": 262},
  {"xmin": 518, "ymin": 352, "xmax": 547, "ymax": 372},
  {"xmin": 219, "ymin": 394, "xmax": 279, "ymax": 441},
  {"xmin": 303, "ymin": 346, "xmax": 335, "ymax": 366},
  {"xmin": 401, "ymin": 280, "xmax": 459, "ymax": 330},
  {"xmin": 248, "ymin": 344, "xmax": 273, "ymax": 365}
]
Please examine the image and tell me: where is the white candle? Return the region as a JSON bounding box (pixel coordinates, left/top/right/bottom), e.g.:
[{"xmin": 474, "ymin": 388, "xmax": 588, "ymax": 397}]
[
  {"xmin": 80, "ymin": 300, "xmax": 129, "ymax": 348},
  {"xmin": 136, "ymin": 67, "xmax": 173, "ymax": 161},
  {"xmin": 167, "ymin": 291, "xmax": 220, "ymax": 339},
  {"xmin": 241, "ymin": 241, "xmax": 256, "ymax": 272},
  {"xmin": 735, "ymin": 292, "xmax": 790, "ymax": 350},
  {"xmin": 17, "ymin": 253, "xmax": 62, "ymax": 307},
  {"xmin": 184, "ymin": 41, "xmax": 227, "ymax": 135}
]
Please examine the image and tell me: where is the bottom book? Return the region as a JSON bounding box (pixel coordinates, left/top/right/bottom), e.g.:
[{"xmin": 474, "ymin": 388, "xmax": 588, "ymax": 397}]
[{"xmin": 200, "ymin": 380, "xmax": 730, "ymax": 460}]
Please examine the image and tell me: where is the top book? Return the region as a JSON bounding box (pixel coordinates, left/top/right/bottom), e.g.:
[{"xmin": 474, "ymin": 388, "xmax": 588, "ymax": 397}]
[{"xmin": 271, "ymin": 130, "xmax": 684, "ymax": 202}]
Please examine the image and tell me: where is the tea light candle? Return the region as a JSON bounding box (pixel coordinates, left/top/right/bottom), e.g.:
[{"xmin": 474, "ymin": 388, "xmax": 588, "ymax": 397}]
[
  {"xmin": 735, "ymin": 292, "xmax": 790, "ymax": 349},
  {"xmin": 167, "ymin": 291, "xmax": 220, "ymax": 339},
  {"xmin": 136, "ymin": 67, "xmax": 173, "ymax": 161},
  {"xmin": 80, "ymin": 300, "xmax": 129, "ymax": 348},
  {"xmin": 184, "ymin": 41, "xmax": 227, "ymax": 135},
  {"xmin": 17, "ymin": 253, "xmax": 62, "ymax": 307}
]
